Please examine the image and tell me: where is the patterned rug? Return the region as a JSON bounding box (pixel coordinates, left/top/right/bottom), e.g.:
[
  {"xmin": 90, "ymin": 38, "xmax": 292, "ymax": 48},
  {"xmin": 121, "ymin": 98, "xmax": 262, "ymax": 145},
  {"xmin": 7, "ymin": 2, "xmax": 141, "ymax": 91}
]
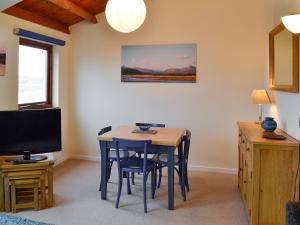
[{"xmin": 0, "ymin": 213, "xmax": 54, "ymax": 225}]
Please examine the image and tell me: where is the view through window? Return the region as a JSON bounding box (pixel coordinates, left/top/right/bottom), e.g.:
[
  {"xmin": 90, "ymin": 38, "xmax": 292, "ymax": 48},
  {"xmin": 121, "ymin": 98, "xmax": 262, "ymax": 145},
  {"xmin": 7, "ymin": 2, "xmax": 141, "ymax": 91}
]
[{"xmin": 18, "ymin": 38, "xmax": 52, "ymax": 108}]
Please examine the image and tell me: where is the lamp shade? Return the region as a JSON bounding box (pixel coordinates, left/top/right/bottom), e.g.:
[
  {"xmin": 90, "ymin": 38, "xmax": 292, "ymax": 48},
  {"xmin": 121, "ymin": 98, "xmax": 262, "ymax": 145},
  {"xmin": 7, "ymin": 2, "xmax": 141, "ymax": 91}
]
[
  {"xmin": 105, "ymin": 0, "xmax": 146, "ymax": 33},
  {"xmin": 251, "ymin": 90, "xmax": 271, "ymax": 104},
  {"xmin": 281, "ymin": 14, "xmax": 300, "ymax": 34}
]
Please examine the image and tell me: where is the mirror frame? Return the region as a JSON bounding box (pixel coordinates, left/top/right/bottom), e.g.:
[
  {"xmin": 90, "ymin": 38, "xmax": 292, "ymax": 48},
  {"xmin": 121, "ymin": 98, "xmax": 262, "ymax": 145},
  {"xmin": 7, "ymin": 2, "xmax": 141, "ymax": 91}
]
[{"xmin": 269, "ymin": 23, "xmax": 299, "ymax": 93}]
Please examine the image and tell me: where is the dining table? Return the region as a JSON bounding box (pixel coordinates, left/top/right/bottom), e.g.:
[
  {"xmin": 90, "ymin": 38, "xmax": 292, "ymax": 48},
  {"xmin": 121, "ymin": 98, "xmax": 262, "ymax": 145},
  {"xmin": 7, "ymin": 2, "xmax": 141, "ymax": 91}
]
[{"xmin": 97, "ymin": 125, "xmax": 186, "ymax": 210}]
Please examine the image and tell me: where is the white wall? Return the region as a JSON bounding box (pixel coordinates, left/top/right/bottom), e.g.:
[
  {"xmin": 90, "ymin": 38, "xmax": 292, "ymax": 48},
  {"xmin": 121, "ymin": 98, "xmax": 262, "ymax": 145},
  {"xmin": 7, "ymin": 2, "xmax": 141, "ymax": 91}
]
[
  {"xmin": 0, "ymin": 13, "xmax": 72, "ymax": 162},
  {"xmin": 1, "ymin": 0, "xmax": 297, "ymax": 171},
  {"xmin": 69, "ymin": 0, "xmax": 266, "ymax": 170},
  {"xmin": 264, "ymin": 0, "xmax": 300, "ymax": 140}
]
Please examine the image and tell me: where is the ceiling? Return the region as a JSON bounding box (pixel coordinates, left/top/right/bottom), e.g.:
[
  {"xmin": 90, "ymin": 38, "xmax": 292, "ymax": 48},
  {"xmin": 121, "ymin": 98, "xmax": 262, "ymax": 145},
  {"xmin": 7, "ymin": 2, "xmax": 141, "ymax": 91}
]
[{"xmin": 2, "ymin": 0, "xmax": 108, "ymax": 34}]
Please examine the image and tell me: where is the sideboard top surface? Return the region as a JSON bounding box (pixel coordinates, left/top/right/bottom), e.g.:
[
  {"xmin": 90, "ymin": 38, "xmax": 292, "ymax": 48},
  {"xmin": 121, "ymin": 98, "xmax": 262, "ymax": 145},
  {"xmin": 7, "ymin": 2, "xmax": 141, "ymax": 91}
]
[{"xmin": 237, "ymin": 122, "xmax": 299, "ymax": 147}]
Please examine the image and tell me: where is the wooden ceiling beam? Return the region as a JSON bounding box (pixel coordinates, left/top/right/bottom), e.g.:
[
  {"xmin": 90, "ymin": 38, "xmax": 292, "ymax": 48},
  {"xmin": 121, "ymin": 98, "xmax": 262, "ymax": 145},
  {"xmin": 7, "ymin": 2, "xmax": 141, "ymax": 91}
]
[
  {"xmin": 46, "ymin": 0, "xmax": 98, "ymax": 23},
  {"xmin": 3, "ymin": 6, "xmax": 70, "ymax": 34}
]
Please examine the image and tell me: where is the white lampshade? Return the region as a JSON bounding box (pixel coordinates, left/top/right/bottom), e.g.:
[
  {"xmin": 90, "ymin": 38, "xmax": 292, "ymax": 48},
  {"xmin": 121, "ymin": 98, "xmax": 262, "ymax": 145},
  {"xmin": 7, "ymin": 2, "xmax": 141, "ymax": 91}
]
[
  {"xmin": 105, "ymin": 0, "xmax": 146, "ymax": 33},
  {"xmin": 251, "ymin": 89, "xmax": 271, "ymax": 104},
  {"xmin": 281, "ymin": 14, "xmax": 300, "ymax": 34}
]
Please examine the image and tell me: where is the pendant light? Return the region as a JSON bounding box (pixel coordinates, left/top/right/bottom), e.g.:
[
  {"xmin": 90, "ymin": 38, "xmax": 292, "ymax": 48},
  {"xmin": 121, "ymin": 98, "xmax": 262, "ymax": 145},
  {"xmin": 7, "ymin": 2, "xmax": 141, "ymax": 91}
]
[
  {"xmin": 281, "ymin": 14, "xmax": 300, "ymax": 34},
  {"xmin": 105, "ymin": 0, "xmax": 147, "ymax": 33}
]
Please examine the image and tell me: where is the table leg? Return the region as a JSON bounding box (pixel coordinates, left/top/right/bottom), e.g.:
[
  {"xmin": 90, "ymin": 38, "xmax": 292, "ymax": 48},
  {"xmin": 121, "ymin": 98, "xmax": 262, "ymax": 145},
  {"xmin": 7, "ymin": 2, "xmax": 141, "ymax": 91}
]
[
  {"xmin": 100, "ymin": 141, "xmax": 108, "ymax": 200},
  {"xmin": 167, "ymin": 147, "xmax": 175, "ymax": 210}
]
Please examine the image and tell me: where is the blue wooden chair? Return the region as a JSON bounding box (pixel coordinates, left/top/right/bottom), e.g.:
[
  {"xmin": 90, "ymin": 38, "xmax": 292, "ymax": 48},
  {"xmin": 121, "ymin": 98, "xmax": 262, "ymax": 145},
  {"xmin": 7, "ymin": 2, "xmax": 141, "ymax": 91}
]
[
  {"xmin": 153, "ymin": 130, "xmax": 191, "ymax": 201},
  {"xmin": 98, "ymin": 126, "xmax": 136, "ymax": 191},
  {"xmin": 132, "ymin": 123, "xmax": 166, "ymax": 185},
  {"xmin": 113, "ymin": 138, "xmax": 156, "ymax": 213}
]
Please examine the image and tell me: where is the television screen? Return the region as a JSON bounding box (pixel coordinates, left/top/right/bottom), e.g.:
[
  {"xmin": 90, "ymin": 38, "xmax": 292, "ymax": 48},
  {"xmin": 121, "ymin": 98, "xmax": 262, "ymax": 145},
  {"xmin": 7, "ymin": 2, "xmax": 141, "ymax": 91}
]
[{"xmin": 0, "ymin": 108, "xmax": 61, "ymax": 156}]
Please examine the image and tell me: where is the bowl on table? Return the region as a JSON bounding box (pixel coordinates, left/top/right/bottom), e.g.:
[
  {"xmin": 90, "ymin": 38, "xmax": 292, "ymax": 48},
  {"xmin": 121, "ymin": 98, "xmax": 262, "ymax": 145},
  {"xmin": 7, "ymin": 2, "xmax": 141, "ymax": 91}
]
[{"xmin": 138, "ymin": 126, "xmax": 151, "ymax": 131}]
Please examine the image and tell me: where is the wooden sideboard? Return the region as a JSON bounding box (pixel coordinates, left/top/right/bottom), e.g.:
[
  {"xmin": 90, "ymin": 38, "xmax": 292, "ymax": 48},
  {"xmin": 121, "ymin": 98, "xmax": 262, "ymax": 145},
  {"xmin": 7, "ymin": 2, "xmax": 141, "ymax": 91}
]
[{"xmin": 238, "ymin": 122, "xmax": 299, "ymax": 225}]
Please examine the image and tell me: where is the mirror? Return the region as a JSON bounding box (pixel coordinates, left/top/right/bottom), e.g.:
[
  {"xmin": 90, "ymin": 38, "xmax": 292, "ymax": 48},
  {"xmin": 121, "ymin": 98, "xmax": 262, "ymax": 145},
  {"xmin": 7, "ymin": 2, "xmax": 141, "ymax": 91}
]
[{"xmin": 269, "ymin": 23, "xmax": 299, "ymax": 93}]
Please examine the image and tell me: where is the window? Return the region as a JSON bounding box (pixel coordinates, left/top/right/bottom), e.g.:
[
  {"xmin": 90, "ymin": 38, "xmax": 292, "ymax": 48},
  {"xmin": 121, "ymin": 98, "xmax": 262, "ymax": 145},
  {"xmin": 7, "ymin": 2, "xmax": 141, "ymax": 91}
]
[{"xmin": 18, "ymin": 38, "xmax": 53, "ymax": 109}]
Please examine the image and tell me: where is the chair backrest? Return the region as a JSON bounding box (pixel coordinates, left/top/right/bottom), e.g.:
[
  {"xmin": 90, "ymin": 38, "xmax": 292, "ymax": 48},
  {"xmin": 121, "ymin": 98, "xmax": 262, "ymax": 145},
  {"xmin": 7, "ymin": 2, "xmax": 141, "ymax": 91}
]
[
  {"xmin": 183, "ymin": 130, "xmax": 191, "ymax": 163},
  {"xmin": 113, "ymin": 138, "xmax": 152, "ymax": 172},
  {"xmin": 135, "ymin": 123, "xmax": 166, "ymax": 128},
  {"xmin": 98, "ymin": 126, "xmax": 112, "ymax": 136}
]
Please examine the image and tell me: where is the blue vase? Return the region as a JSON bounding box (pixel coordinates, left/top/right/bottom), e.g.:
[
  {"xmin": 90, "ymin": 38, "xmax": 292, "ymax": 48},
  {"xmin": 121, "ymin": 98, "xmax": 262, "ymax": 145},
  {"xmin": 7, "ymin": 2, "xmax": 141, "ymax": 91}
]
[{"xmin": 261, "ymin": 117, "xmax": 277, "ymax": 132}]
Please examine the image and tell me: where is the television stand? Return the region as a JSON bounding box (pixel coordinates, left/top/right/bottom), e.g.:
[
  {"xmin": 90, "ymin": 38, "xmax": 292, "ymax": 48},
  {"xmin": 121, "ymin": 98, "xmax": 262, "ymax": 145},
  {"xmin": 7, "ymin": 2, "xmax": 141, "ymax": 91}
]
[
  {"xmin": 0, "ymin": 158, "xmax": 55, "ymax": 211},
  {"xmin": 11, "ymin": 159, "xmax": 37, "ymax": 164}
]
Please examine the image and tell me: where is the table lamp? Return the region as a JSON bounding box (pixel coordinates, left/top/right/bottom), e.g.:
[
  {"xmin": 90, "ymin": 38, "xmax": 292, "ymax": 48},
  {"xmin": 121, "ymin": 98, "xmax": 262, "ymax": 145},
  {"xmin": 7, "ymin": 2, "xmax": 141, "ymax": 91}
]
[{"xmin": 251, "ymin": 89, "xmax": 271, "ymax": 123}]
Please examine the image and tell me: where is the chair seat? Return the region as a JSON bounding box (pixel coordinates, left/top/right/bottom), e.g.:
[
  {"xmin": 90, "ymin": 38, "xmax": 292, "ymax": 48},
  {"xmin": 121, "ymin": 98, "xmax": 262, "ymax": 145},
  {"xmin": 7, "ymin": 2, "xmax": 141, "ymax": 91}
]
[
  {"xmin": 121, "ymin": 157, "xmax": 155, "ymax": 171},
  {"xmin": 109, "ymin": 150, "xmax": 136, "ymax": 159},
  {"xmin": 153, "ymin": 154, "xmax": 179, "ymax": 164}
]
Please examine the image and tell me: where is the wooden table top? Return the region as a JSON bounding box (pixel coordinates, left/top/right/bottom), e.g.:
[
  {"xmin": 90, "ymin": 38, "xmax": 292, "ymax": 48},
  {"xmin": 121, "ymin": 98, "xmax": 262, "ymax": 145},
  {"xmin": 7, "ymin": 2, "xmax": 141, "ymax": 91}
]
[
  {"xmin": 238, "ymin": 122, "xmax": 299, "ymax": 146},
  {"xmin": 97, "ymin": 126, "xmax": 186, "ymax": 147}
]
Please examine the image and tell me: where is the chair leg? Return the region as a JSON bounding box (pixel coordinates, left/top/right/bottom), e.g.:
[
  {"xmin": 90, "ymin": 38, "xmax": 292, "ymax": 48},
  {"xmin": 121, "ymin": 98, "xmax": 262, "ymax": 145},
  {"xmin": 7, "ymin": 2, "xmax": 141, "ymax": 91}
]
[
  {"xmin": 127, "ymin": 172, "xmax": 132, "ymax": 195},
  {"xmin": 180, "ymin": 164, "xmax": 187, "ymax": 202},
  {"xmin": 154, "ymin": 166, "xmax": 157, "ymax": 188},
  {"xmin": 115, "ymin": 169, "xmax": 123, "ymax": 208},
  {"xmin": 143, "ymin": 171, "xmax": 147, "ymax": 213},
  {"xmin": 151, "ymin": 169, "xmax": 155, "ymax": 199},
  {"xmin": 158, "ymin": 166, "xmax": 162, "ymax": 188},
  {"xmin": 185, "ymin": 165, "xmax": 190, "ymax": 192},
  {"xmin": 178, "ymin": 164, "xmax": 183, "ymax": 185},
  {"xmin": 108, "ymin": 161, "xmax": 113, "ymax": 180},
  {"xmin": 186, "ymin": 179, "xmax": 190, "ymax": 192},
  {"xmin": 174, "ymin": 167, "xmax": 181, "ymax": 184},
  {"xmin": 137, "ymin": 153, "xmax": 142, "ymax": 175},
  {"xmin": 131, "ymin": 172, "xmax": 135, "ymax": 185}
]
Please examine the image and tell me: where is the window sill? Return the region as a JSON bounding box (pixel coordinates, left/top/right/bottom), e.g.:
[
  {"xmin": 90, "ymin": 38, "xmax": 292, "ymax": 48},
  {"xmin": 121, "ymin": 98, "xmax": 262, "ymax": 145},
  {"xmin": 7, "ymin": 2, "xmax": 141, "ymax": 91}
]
[{"xmin": 19, "ymin": 103, "xmax": 52, "ymax": 110}]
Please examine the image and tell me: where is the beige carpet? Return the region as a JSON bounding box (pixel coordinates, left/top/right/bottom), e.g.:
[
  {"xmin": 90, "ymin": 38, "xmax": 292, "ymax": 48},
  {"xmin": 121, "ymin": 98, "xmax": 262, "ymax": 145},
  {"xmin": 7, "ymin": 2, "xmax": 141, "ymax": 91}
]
[{"xmin": 14, "ymin": 159, "xmax": 248, "ymax": 225}]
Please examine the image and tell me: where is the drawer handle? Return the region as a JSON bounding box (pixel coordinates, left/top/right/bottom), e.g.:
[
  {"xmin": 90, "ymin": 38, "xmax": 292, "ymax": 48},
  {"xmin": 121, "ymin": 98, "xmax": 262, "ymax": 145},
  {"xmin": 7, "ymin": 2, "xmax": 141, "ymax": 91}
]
[
  {"xmin": 242, "ymin": 140, "xmax": 245, "ymax": 143},
  {"xmin": 247, "ymin": 147, "xmax": 250, "ymax": 151}
]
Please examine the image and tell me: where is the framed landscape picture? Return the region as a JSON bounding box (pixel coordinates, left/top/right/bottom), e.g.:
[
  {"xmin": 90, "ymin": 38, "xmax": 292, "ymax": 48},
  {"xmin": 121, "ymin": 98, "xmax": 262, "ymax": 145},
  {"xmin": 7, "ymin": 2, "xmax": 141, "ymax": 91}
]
[
  {"xmin": 0, "ymin": 48, "xmax": 6, "ymax": 76},
  {"xmin": 121, "ymin": 44, "xmax": 197, "ymax": 83}
]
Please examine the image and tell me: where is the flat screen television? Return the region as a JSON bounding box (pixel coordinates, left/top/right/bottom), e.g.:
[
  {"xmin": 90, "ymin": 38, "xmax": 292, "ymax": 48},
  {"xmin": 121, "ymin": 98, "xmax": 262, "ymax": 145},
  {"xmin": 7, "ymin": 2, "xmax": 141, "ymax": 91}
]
[{"xmin": 0, "ymin": 108, "xmax": 61, "ymax": 161}]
